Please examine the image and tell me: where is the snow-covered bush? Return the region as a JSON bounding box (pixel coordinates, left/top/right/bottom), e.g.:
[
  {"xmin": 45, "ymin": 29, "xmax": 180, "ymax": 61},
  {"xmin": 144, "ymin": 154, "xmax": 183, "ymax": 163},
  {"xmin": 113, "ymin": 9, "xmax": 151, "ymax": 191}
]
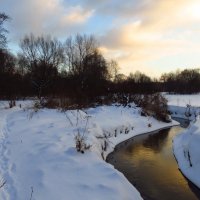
[
  {"xmin": 74, "ymin": 132, "xmax": 91, "ymax": 153},
  {"xmin": 28, "ymin": 99, "xmax": 44, "ymax": 119}
]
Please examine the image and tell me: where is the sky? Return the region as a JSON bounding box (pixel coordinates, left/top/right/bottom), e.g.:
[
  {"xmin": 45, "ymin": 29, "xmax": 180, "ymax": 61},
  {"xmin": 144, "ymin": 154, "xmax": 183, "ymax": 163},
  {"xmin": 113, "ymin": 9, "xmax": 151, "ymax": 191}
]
[{"xmin": 1, "ymin": 0, "xmax": 200, "ymax": 77}]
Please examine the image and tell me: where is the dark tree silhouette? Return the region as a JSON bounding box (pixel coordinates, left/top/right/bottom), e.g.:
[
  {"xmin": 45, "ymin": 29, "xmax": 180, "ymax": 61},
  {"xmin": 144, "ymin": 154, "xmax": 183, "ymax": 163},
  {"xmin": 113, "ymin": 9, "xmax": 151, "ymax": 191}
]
[
  {"xmin": 0, "ymin": 13, "xmax": 9, "ymax": 49},
  {"xmin": 64, "ymin": 34, "xmax": 97, "ymax": 75},
  {"xmin": 19, "ymin": 34, "xmax": 64, "ymax": 99},
  {"xmin": 161, "ymin": 69, "xmax": 200, "ymax": 94},
  {"xmin": 0, "ymin": 49, "xmax": 16, "ymax": 74},
  {"xmin": 81, "ymin": 50, "xmax": 109, "ymax": 96}
]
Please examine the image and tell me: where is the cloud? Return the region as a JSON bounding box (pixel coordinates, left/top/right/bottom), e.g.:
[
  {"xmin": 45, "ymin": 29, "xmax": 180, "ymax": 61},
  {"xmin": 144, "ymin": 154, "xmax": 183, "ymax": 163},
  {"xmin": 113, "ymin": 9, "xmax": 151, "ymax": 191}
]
[
  {"xmin": 61, "ymin": 6, "xmax": 94, "ymax": 25},
  {"xmin": 97, "ymin": 0, "xmax": 200, "ymax": 76},
  {"xmin": 2, "ymin": 0, "xmax": 200, "ymax": 76},
  {"xmin": 1, "ymin": 0, "xmax": 94, "ymax": 41}
]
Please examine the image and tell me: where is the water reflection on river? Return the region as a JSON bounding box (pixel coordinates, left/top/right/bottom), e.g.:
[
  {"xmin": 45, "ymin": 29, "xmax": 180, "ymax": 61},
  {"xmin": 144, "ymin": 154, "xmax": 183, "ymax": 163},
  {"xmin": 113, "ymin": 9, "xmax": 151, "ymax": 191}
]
[{"xmin": 107, "ymin": 124, "xmax": 200, "ymax": 200}]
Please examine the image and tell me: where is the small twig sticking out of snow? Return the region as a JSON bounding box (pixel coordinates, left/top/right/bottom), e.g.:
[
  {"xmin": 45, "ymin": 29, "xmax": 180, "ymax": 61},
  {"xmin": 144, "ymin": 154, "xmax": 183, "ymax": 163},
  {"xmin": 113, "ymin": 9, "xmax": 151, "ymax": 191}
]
[
  {"xmin": 74, "ymin": 114, "xmax": 91, "ymax": 153},
  {"xmin": 188, "ymin": 151, "xmax": 192, "ymax": 167},
  {"xmin": 82, "ymin": 116, "xmax": 90, "ymax": 139},
  {"xmin": 76, "ymin": 110, "xmax": 79, "ymax": 127},
  {"xmin": 114, "ymin": 129, "xmax": 117, "ymax": 137},
  {"xmin": 101, "ymin": 151, "xmax": 104, "ymax": 160},
  {"xmin": 65, "ymin": 113, "xmax": 74, "ymax": 127},
  {"xmin": 0, "ymin": 179, "xmax": 6, "ymax": 189},
  {"xmin": 103, "ymin": 140, "xmax": 107, "ymax": 151},
  {"xmin": 30, "ymin": 186, "xmax": 34, "ymax": 200}
]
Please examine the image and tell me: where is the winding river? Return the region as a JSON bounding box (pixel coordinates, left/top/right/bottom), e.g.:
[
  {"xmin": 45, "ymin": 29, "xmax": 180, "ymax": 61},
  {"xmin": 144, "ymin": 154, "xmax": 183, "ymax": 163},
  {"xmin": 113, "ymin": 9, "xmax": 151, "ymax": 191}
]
[{"xmin": 107, "ymin": 119, "xmax": 200, "ymax": 200}]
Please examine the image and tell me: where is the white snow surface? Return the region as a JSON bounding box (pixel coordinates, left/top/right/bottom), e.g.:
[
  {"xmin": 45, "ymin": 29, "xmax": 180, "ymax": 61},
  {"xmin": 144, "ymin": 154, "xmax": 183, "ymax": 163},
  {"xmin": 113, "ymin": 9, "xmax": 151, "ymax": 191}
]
[
  {"xmin": 165, "ymin": 93, "xmax": 200, "ymax": 107},
  {"xmin": 173, "ymin": 118, "xmax": 200, "ymax": 189},
  {"xmin": 164, "ymin": 93, "xmax": 200, "ymax": 120},
  {"xmin": 0, "ymin": 101, "xmax": 178, "ymax": 200}
]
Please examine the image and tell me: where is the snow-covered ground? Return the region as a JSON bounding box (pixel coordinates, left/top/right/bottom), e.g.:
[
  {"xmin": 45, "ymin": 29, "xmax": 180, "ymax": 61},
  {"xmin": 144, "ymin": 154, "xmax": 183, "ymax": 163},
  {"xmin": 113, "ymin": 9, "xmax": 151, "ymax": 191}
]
[
  {"xmin": 0, "ymin": 101, "xmax": 178, "ymax": 200},
  {"xmin": 165, "ymin": 94, "xmax": 200, "ymax": 120},
  {"xmin": 165, "ymin": 93, "xmax": 200, "ymax": 107},
  {"xmin": 173, "ymin": 118, "xmax": 200, "ymax": 188}
]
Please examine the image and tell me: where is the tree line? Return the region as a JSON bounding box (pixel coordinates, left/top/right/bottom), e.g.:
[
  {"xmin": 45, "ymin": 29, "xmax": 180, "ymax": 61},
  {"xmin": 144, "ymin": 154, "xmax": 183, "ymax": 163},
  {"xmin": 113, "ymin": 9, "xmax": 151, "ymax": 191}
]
[
  {"xmin": 1, "ymin": 13, "xmax": 200, "ymax": 105},
  {"xmin": 161, "ymin": 69, "xmax": 200, "ymax": 94}
]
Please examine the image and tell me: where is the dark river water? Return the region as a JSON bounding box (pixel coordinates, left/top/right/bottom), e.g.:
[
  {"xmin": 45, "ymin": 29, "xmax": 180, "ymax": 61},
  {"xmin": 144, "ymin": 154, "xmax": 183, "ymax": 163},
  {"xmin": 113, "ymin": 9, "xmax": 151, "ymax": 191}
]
[{"xmin": 107, "ymin": 120, "xmax": 200, "ymax": 200}]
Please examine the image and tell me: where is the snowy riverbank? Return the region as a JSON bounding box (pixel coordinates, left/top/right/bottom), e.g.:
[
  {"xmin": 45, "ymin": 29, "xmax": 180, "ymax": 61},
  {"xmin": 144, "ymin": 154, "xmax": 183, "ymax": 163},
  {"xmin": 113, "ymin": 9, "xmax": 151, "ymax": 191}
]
[
  {"xmin": 173, "ymin": 118, "xmax": 200, "ymax": 189},
  {"xmin": 0, "ymin": 101, "xmax": 179, "ymax": 200},
  {"xmin": 165, "ymin": 94, "xmax": 200, "ymax": 120},
  {"xmin": 166, "ymin": 93, "xmax": 200, "ymax": 189}
]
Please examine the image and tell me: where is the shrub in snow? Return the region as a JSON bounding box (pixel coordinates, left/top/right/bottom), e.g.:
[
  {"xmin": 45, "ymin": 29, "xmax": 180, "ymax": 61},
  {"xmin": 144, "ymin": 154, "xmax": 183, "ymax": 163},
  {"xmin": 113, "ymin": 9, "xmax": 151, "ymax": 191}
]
[
  {"xmin": 34, "ymin": 100, "xmax": 42, "ymax": 109},
  {"xmin": 100, "ymin": 140, "xmax": 109, "ymax": 160},
  {"xmin": 185, "ymin": 104, "xmax": 192, "ymax": 118},
  {"xmin": 74, "ymin": 132, "xmax": 91, "ymax": 153},
  {"xmin": 125, "ymin": 128, "xmax": 129, "ymax": 134},
  {"xmin": 9, "ymin": 100, "xmax": 16, "ymax": 108},
  {"xmin": 28, "ymin": 100, "xmax": 44, "ymax": 119},
  {"xmin": 140, "ymin": 93, "xmax": 171, "ymax": 122}
]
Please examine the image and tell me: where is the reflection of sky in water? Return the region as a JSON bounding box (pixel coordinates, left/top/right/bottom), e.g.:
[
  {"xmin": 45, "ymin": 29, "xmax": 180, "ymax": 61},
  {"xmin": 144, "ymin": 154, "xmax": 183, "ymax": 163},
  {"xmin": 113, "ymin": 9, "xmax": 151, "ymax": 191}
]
[{"xmin": 108, "ymin": 126, "xmax": 200, "ymax": 200}]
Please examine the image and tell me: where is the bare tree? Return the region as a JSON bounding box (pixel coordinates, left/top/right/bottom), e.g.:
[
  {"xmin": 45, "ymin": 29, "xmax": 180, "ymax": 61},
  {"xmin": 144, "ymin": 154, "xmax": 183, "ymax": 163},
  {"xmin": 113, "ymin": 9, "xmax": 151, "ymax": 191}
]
[
  {"xmin": 64, "ymin": 34, "xmax": 97, "ymax": 75},
  {"xmin": 19, "ymin": 34, "xmax": 64, "ymax": 70},
  {"xmin": 19, "ymin": 34, "xmax": 64, "ymax": 99},
  {"xmin": 131, "ymin": 71, "xmax": 151, "ymax": 83},
  {"xmin": 108, "ymin": 59, "xmax": 119, "ymax": 81},
  {"xmin": 0, "ymin": 13, "xmax": 9, "ymax": 49},
  {"xmin": 0, "ymin": 49, "xmax": 16, "ymax": 74},
  {"xmin": 17, "ymin": 53, "xmax": 29, "ymax": 75},
  {"xmin": 63, "ymin": 34, "xmax": 112, "ymax": 101}
]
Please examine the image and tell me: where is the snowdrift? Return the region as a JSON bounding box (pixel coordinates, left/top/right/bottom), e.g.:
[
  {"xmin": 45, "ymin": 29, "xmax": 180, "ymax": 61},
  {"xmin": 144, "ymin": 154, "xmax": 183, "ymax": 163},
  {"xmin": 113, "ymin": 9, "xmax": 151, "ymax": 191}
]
[{"xmin": 173, "ymin": 118, "xmax": 200, "ymax": 188}]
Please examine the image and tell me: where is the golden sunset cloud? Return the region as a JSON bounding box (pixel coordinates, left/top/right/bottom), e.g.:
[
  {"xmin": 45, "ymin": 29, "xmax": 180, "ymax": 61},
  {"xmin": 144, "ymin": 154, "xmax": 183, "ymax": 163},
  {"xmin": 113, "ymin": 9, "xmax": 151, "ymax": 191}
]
[{"xmin": 100, "ymin": 0, "xmax": 200, "ymax": 76}]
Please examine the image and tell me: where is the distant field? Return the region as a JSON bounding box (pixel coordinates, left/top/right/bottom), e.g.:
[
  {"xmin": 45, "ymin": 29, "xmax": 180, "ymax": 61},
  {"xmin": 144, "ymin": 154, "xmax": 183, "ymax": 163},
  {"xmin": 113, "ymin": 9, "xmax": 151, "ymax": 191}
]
[{"xmin": 165, "ymin": 94, "xmax": 200, "ymax": 107}]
